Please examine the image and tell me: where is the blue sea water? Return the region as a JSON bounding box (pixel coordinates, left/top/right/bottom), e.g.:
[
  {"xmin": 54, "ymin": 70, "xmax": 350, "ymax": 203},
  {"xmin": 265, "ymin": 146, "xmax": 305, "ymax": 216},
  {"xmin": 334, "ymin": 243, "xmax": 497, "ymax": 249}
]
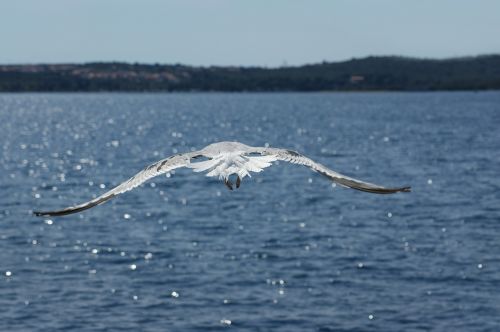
[{"xmin": 0, "ymin": 92, "xmax": 499, "ymax": 331}]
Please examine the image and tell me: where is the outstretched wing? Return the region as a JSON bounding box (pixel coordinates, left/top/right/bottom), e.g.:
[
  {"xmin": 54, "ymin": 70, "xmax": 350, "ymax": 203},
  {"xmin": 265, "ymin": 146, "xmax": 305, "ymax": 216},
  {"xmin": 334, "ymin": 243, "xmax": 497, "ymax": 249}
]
[
  {"xmin": 33, "ymin": 151, "xmax": 200, "ymax": 217},
  {"xmin": 251, "ymin": 147, "xmax": 411, "ymax": 194}
]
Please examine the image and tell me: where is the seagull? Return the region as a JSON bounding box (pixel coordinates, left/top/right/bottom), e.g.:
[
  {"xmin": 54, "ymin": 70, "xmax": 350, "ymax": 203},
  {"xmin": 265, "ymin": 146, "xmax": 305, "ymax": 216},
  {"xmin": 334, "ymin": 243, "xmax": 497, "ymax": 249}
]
[{"xmin": 34, "ymin": 141, "xmax": 410, "ymax": 217}]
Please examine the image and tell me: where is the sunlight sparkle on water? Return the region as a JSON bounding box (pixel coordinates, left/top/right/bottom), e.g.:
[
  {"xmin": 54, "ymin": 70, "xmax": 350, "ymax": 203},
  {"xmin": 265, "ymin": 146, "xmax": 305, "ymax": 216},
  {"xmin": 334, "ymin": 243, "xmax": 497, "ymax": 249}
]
[
  {"xmin": 220, "ymin": 319, "xmax": 232, "ymax": 326},
  {"xmin": 2, "ymin": 90, "xmax": 496, "ymax": 331}
]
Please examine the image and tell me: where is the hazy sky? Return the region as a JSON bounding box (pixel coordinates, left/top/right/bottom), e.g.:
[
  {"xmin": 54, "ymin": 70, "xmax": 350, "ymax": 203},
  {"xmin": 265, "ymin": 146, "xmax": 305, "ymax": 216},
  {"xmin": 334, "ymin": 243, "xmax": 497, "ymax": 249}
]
[{"xmin": 1, "ymin": 0, "xmax": 499, "ymax": 66}]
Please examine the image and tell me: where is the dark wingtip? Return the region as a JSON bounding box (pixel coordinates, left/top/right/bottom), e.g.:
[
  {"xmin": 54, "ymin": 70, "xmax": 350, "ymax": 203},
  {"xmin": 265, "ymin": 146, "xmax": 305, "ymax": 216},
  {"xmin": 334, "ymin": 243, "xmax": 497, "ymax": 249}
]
[
  {"xmin": 381, "ymin": 186, "xmax": 411, "ymax": 194},
  {"xmin": 32, "ymin": 194, "xmax": 115, "ymax": 217},
  {"xmin": 352, "ymin": 184, "xmax": 412, "ymax": 194},
  {"xmin": 33, "ymin": 210, "xmax": 58, "ymax": 217}
]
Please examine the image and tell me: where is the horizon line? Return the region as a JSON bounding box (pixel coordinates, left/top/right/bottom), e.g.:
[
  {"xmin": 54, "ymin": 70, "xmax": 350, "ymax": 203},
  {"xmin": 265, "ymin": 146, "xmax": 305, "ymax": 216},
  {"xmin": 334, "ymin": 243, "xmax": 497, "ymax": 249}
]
[{"xmin": 2, "ymin": 53, "xmax": 499, "ymax": 69}]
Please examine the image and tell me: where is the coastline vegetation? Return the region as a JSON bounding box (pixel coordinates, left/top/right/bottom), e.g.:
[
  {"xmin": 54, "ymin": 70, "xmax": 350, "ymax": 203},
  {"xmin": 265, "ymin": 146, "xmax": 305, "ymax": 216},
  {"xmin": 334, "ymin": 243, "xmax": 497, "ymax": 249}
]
[{"xmin": 1, "ymin": 55, "xmax": 499, "ymax": 92}]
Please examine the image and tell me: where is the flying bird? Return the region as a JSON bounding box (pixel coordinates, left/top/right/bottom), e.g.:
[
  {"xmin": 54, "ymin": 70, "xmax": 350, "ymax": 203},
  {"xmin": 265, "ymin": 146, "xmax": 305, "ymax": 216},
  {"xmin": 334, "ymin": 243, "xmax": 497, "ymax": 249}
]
[{"xmin": 34, "ymin": 141, "xmax": 410, "ymax": 217}]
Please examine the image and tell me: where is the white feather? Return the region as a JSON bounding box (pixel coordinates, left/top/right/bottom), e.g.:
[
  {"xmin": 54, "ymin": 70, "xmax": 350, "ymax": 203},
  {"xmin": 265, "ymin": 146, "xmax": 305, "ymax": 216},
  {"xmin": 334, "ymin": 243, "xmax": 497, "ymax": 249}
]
[{"xmin": 188, "ymin": 158, "xmax": 220, "ymax": 173}]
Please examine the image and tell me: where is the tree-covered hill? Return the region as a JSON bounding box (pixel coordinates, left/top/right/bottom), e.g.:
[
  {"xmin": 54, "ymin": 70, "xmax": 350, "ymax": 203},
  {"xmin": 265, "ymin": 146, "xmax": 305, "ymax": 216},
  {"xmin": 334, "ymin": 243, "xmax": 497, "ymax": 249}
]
[{"xmin": 1, "ymin": 55, "xmax": 499, "ymax": 92}]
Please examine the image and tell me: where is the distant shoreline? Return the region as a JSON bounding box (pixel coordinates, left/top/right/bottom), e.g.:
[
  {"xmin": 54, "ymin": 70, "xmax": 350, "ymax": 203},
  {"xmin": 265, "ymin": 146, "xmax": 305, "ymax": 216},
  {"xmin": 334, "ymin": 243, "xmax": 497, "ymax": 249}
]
[
  {"xmin": 1, "ymin": 55, "xmax": 499, "ymax": 92},
  {"xmin": 1, "ymin": 89, "xmax": 499, "ymax": 94}
]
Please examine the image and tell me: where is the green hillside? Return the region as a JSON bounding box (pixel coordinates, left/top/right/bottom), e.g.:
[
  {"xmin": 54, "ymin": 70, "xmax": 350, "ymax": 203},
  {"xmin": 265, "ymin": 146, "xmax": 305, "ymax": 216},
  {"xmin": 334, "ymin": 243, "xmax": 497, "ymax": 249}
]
[{"xmin": 1, "ymin": 55, "xmax": 499, "ymax": 92}]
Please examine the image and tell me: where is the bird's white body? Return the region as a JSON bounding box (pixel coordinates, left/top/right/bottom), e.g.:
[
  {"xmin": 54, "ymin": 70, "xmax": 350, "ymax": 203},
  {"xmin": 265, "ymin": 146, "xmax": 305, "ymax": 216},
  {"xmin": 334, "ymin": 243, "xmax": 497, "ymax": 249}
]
[
  {"xmin": 34, "ymin": 141, "xmax": 410, "ymax": 217},
  {"xmin": 189, "ymin": 144, "xmax": 277, "ymax": 180}
]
